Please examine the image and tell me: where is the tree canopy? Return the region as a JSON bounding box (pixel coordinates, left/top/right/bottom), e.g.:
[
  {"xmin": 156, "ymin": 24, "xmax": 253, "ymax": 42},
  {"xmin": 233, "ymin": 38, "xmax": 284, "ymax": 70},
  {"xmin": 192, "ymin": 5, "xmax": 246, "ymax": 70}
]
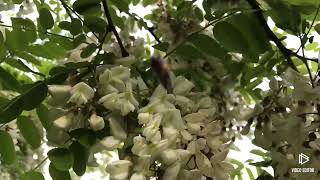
[{"xmin": 0, "ymin": 0, "xmax": 320, "ymax": 179}]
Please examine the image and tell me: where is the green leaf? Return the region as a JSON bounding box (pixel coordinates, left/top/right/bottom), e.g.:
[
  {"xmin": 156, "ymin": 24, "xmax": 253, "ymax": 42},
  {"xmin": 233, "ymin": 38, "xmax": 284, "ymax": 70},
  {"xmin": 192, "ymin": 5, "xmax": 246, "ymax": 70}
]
[
  {"xmin": 80, "ymin": 43, "xmax": 97, "ymax": 58},
  {"xmin": 0, "ymin": 67, "xmax": 20, "ymax": 91},
  {"xmin": 11, "ymin": 17, "xmax": 37, "ymax": 43},
  {"xmin": 0, "ymin": 31, "xmax": 4, "ymax": 47},
  {"xmin": 48, "ymin": 148, "xmax": 74, "ymax": 171},
  {"xmin": 70, "ymin": 19, "xmax": 82, "ymax": 35},
  {"xmin": 228, "ymin": 14, "xmax": 271, "ymax": 55},
  {"xmin": 26, "ymin": 42, "xmax": 67, "ymax": 59},
  {"xmin": 59, "ymin": 21, "xmax": 71, "ymax": 31},
  {"xmin": 73, "ymin": 0, "xmax": 102, "ymax": 15},
  {"xmin": 315, "ymin": 24, "xmax": 320, "ymax": 35},
  {"xmin": 175, "ymin": 44, "xmax": 203, "ymax": 59},
  {"xmin": 188, "ymin": 34, "xmax": 228, "ymax": 59},
  {"xmin": 246, "ymin": 168, "xmax": 254, "ymax": 180},
  {"xmin": 69, "ymin": 128, "xmax": 97, "ymax": 148},
  {"xmin": 20, "ymin": 81, "xmax": 48, "ymax": 111},
  {"xmin": 47, "ymin": 66, "xmax": 70, "ymax": 84},
  {"xmin": 83, "ymin": 16, "xmax": 107, "ymax": 34},
  {"xmin": 4, "ymin": 58, "xmax": 36, "ymax": 73},
  {"xmin": 70, "ymin": 141, "xmax": 89, "ymax": 176},
  {"xmin": 39, "ymin": 8, "xmax": 54, "ymax": 29},
  {"xmin": 213, "ymin": 21, "xmax": 249, "ymax": 53},
  {"xmin": 0, "ymin": 130, "xmax": 16, "ymax": 165},
  {"xmin": 36, "ymin": 104, "xmax": 52, "ymax": 130},
  {"xmin": 110, "ymin": 0, "xmax": 129, "ymax": 11},
  {"xmin": 17, "ymin": 116, "xmax": 42, "ymax": 149},
  {"xmin": 142, "ymin": 0, "xmax": 157, "ymax": 7},
  {"xmin": 20, "ymin": 172, "xmax": 45, "ymax": 180},
  {"xmin": 0, "ymin": 97, "xmax": 22, "ymax": 123},
  {"xmin": 49, "ymin": 163, "xmax": 71, "ymax": 180},
  {"xmin": 153, "ymin": 42, "xmax": 169, "ymax": 52},
  {"xmin": 14, "ymin": 51, "xmax": 41, "ymax": 66}
]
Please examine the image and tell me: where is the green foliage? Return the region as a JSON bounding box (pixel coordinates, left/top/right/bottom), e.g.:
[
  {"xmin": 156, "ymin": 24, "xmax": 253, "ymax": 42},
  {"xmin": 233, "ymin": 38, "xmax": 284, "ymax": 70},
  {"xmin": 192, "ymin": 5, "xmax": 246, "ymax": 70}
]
[
  {"xmin": 20, "ymin": 172, "xmax": 45, "ymax": 180},
  {"xmin": 0, "ymin": 130, "xmax": 16, "ymax": 165},
  {"xmin": 49, "ymin": 163, "xmax": 71, "ymax": 180},
  {"xmin": 17, "ymin": 116, "xmax": 42, "ymax": 149},
  {"xmin": 213, "ymin": 21, "xmax": 249, "ymax": 53},
  {"xmin": 70, "ymin": 141, "xmax": 89, "ymax": 176},
  {"xmin": 39, "ymin": 8, "xmax": 54, "ymax": 29},
  {"xmin": 0, "ymin": 0, "xmax": 320, "ymax": 179},
  {"xmin": 48, "ymin": 148, "xmax": 74, "ymax": 171}
]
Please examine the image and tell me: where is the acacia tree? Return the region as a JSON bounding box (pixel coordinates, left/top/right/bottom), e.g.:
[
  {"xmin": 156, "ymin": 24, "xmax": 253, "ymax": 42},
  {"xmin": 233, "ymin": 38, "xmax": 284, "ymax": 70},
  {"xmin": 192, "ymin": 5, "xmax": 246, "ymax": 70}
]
[{"xmin": 0, "ymin": 0, "xmax": 320, "ymax": 179}]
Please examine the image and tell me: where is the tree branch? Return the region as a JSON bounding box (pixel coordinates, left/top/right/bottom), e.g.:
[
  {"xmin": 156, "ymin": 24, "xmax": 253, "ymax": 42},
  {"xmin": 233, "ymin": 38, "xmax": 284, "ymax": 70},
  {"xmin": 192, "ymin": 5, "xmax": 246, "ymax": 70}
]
[
  {"xmin": 102, "ymin": 0, "xmax": 129, "ymax": 57},
  {"xmin": 124, "ymin": 12, "xmax": 161, "ymax": 43},
  {"xmin": 246, "ymin": 0, "xmax": 298, "ymax": 71},
  {"xmin": 59, "ymin": 0, "xmax": 73, "ymax": 20}
]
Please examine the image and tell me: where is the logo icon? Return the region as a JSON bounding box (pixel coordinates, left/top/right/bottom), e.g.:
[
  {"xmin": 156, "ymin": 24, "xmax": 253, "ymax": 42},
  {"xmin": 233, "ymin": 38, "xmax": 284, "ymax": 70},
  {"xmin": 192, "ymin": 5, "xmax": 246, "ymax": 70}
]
[{"xmin": 298, "ymin": 153, "xmax": 309, "ymax": 165}]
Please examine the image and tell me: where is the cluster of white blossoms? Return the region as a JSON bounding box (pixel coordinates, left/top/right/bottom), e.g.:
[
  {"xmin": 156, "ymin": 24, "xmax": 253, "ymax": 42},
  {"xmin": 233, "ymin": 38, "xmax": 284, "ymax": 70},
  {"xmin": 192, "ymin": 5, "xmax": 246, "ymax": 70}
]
[
  {"xmin": 46, "ymin": 48, "xmax": 239, "ymax": 179},
  {"xmin": 103, "ymin": 74, "xmax": 235, "ymax": 180}
]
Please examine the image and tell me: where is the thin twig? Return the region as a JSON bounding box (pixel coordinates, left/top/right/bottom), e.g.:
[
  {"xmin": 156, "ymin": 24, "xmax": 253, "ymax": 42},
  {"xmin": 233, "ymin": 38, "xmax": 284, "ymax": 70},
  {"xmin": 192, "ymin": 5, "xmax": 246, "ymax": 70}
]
[
  {"xmin": 102, "ymin": 0, "xmax": 129, "ymax": 57},
  {"xmin": 58, "ymin": 0, "xmax": 73, "ymax": 20},
  {"xmin": 299, "ymin": 35, "xmax": 314, "ymax": 87},
  {"xmin": 124, "ymin": 11, "xmax": 161, "ymax": 43},
  {"xmin": 31, "ymin": 157, "xmax": 48, "ymax": 171},
  {"xmin": 246, "ymin": 0, "xmax": 297, "ymax": 71},
  {"xmin": 295, "ymin": 4, "xmax": 320, "ymax": 53},
  {"xmin": 164, "ymin": 11, "xmax": 238, "ymax": 58},
  {"xmin": 61, "ymin": 1, "xmax": 100, "ymax": 40}
]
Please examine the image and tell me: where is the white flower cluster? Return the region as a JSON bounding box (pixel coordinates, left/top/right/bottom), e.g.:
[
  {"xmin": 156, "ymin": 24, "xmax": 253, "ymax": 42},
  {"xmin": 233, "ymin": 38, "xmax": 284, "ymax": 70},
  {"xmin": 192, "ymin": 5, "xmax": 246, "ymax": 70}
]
[
  {"xmin": 105, "ymin": 76, "xmax": 234, "ymax": 180},
  {"xmin": 46, "ymin": 62, "xmax": 237, "ymax": 179},
  {"xmin": 98, "ymin": 66, "xmax": 139, "ymax": 116}
]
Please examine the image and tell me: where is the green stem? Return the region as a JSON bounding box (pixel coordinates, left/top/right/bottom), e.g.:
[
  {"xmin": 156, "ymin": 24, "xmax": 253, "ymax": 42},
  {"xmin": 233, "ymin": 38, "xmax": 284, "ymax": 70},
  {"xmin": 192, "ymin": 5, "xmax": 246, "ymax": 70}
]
[{"xmin": 31, "ymin": 157, "xmax": 48, "ymax": 171}]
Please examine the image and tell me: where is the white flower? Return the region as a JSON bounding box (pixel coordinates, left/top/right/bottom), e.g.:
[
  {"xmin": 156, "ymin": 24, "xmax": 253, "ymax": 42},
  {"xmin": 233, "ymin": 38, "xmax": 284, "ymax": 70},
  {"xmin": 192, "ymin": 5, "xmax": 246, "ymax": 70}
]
[
  {"xmin": 160, "ymin": 149, "xmax": 178, "ymax": 165},
  {"xmin": 53, "ymin": 113, "xmax": 74, "ymax": 130},
  {"xmin": 162, "ymin": 109, "xmax": 186, "ymax": 130},
  {"xmin": 110, "ymin": 66, "xmax": 131, "ymax": 81},
  {"xmin": 132, "ymin": 136, "xmax": 149, "ymax": 156},
  {"xmin": 130, "ymin": 173, "xmax": 146, "ymax": 180},
  {"xmin": 178, "ymin": 169, "xmax": 202, "ymax": 180},
  {"xmin": 138, "ymin": 113, "xmax": 152, "ymax": 124},
  {"xmin": 68, "ymin": 82, "xmax": 94, "ymax": 105},
  {"xmin": 48, "ymin": 85, "xmax": 71, "ymax": 106},
  {"xmin": 173, "ymin": 76, "xmax": 194, "ymax": 95},
  {"xmin": 195, "ymin": 152, "xmax": 213, "ymax": 177},
  {"xmin": 108, "ymin": 116, "xmax": 127, "ymax": 141},
  {"xmin": 162, "ymin": 162, "xmax": 181, "ymax": 180},
  {"xmin": 99, "ymin": 93, "xmax": 119, "ymax": 111},
  {"xmin": 95, "ymin": 136, "xmax": 121, "ymax": 151},
  {"xmin": 89, "ymin": 113, "xmax": 105, "ymax": 131},
  {"xmin": 142, "ymin": 113, "xmax": 162, "ymax": 143},
  {"xmin": 106, "ymin": 160, "xmax": 132, "ymax": 180},
  {"xmin": 133, "ymin": 155, "xmax": 152, "ymax": 174}
]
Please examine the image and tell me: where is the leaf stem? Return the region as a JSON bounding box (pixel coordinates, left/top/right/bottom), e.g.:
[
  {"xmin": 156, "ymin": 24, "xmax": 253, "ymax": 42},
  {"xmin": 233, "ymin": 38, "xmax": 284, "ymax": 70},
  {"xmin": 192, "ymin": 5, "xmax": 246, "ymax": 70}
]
[
  {"xmin": 31, "ymin": 156, "xmax": 48, "ymax": 171},
  {"xmin": 102, "ymin": 0, "xmax": 129, "ymax": 57},
  {"xmin": 124, "ymin": 11, "xmax": 161, "ymax": 43},
  {"xmin": 246, "ymin": 0, "xmax": 298, "ymax": 71}
]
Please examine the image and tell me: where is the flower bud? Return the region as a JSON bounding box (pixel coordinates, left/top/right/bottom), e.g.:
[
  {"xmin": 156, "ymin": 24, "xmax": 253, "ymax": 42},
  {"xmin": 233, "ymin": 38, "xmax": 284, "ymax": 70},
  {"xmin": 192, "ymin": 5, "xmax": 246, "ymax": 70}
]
[{"xmin": 89, "ymin": 113, "xmax": 105, "ymax": 131}]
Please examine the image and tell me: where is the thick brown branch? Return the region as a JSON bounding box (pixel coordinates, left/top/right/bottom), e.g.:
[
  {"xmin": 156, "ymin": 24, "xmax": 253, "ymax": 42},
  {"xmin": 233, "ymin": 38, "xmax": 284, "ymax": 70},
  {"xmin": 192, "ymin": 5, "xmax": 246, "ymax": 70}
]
[
  {"xmin": 246, "ymin": 0, "xmax": 298, "ymax": 71},
  {"xmin": 102, "ymin": 0, "xmax": 129, "ymax": 57}
]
